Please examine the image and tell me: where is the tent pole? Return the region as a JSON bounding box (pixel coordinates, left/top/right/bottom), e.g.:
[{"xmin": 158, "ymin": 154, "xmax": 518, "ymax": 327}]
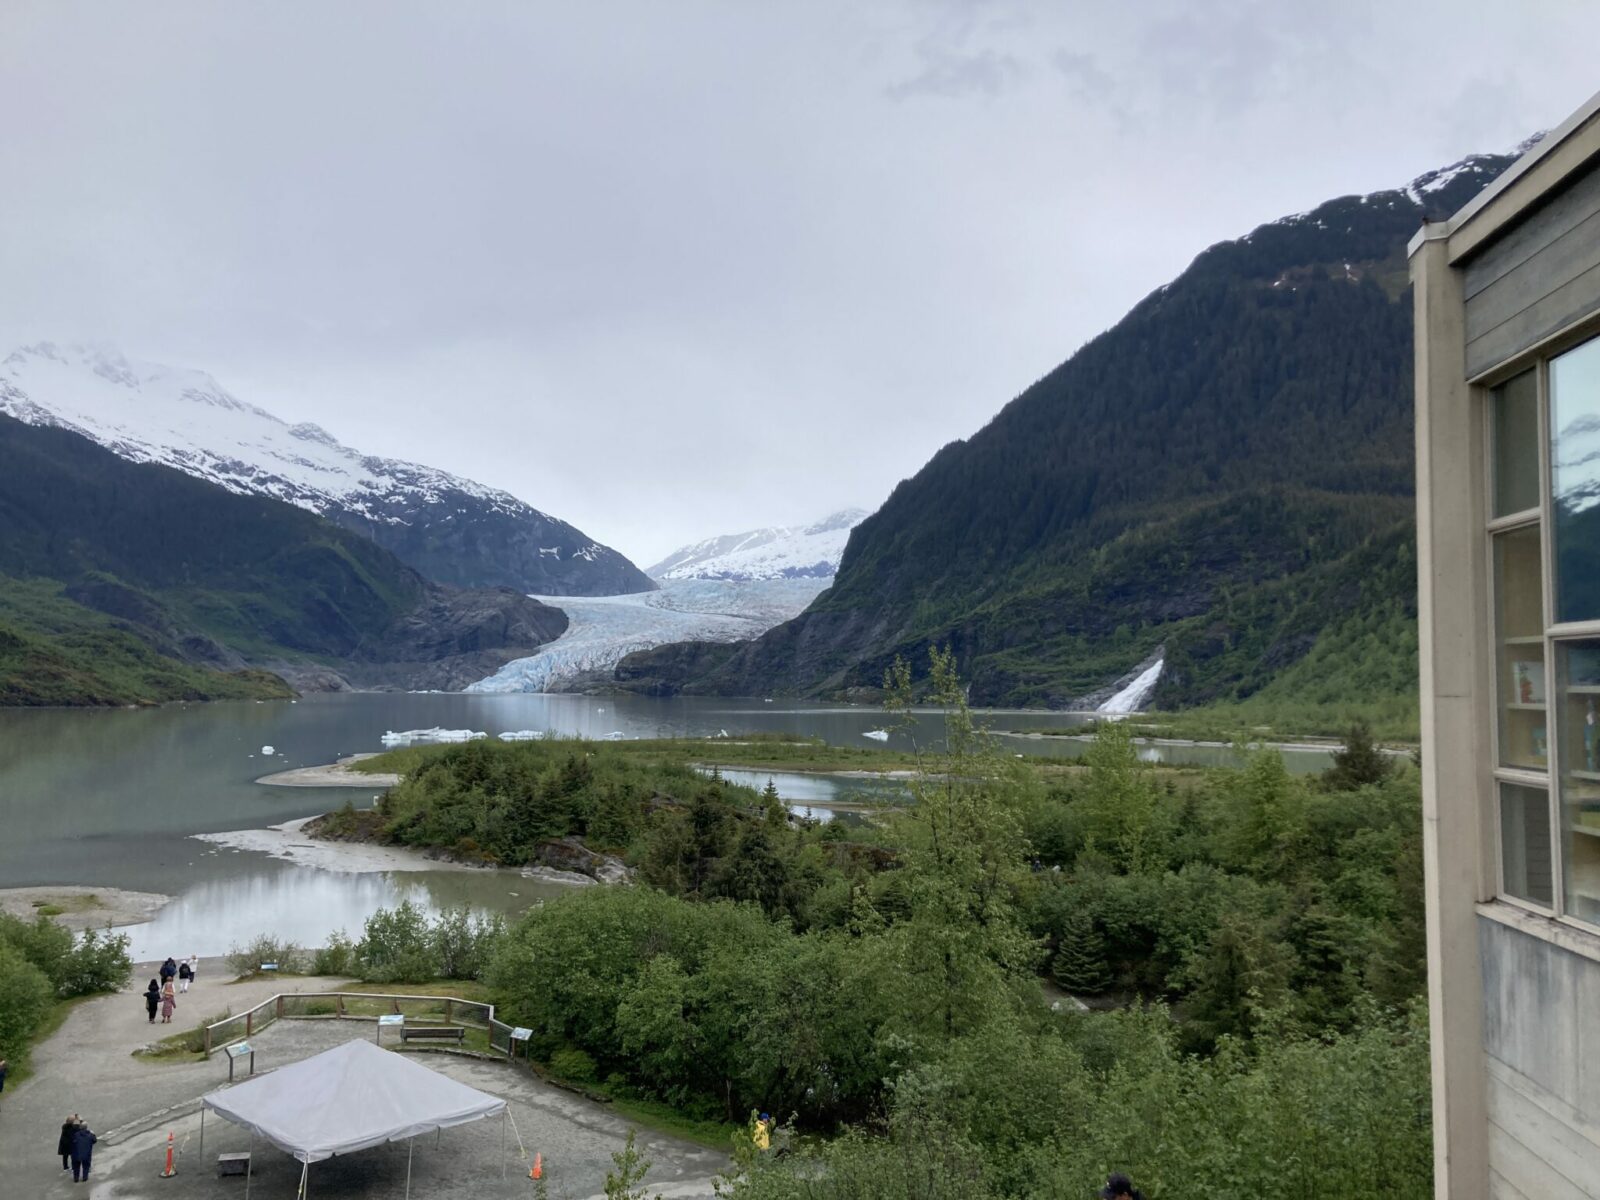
[
  {"xmin": 297, "ymin": 1158, "xmax": 308, "ymax": 1199},
  {"xmin": 500, "ymin": 1109, "xmax": 506, "ymax": 1179},
  {"xmin": 405, "ymin": 1137, "xmax": 414, "ymax": 1200},
  {"xmin": 245, "ymin": 1133, "xmax": 254, "ymax": 1200},
  {"xmin": 199, "ymin": 1106, "xmax": 205, "ymax": 1157}
]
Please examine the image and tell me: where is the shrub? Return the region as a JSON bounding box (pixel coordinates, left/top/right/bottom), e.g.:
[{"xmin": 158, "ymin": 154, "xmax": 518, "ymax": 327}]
[
  {"xmin": 355, "ymin": 901, "xmax": 435, "ymax": 983},
  {"xmin": 225, "ymin": 934, "xmax": 304, "ymax": 978},
  {"xmin": 311, "ymin": 930, "xmax": 356, "ymax": 977},
  {"xmin": 0, "ymin": 940, "xmax": 54, "ymax": 1063},
  {"xmin": 55, "ymin": 927, "xmax": 131, "ymax": 997},
  {"xmin": 550, "ymin": 1045, "xmax": 599, "ymax": 1083}
]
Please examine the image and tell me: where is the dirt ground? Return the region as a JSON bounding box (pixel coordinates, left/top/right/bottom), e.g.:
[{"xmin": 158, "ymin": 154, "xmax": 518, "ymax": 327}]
[{"xmin": 0, "ymin": 959, "xmax": 727, "ymax": 1199}]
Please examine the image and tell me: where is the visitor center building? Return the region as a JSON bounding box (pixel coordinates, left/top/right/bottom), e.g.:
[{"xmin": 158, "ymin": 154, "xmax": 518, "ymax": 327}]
[{"xmin": 1413, "ymin": 88, "xmax": 1600, "ymax": 1198}]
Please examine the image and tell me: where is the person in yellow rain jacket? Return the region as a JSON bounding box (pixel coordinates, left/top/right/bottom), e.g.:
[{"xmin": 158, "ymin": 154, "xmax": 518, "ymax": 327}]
[{"xmin": 751, "ymin": 1112, "xmax": 772, "ymax": 1152}]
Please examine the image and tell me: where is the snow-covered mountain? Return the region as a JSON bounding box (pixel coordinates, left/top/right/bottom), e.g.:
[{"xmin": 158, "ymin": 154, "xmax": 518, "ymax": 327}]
[
  {"xmin": 469, "ymin": 578, "xmax": 829, "ymax": 693},
  {"xmin": 0, "ymin": 342, "xmax": 652, "ymax": 595},
  {"xmin": 646, "ymin": 508, "xmax": 866, "ymax": 581}
]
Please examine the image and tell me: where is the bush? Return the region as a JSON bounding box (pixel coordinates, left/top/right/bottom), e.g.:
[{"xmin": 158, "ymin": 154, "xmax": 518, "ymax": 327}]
[
  {"xmin": 355, "ymin": 901, "xmax": 435, "ymax": 983},
  {"xmin": 55, "ymin": 927, "xmax": 131, "ymax": 997},
  {"xmin": 225, "ymin": 934, "xmax": 304, "ymax": 978},
  {"xmin": 311, "ymin": 930, "xmax": 357, "ymax": 977},
  {"xmin": 0, "ymin": 912, "xmax": 129, "ymax": 997},
  {"xmin": 0, "ymin": 940, "xmax": 54, "ymax": 1063},
  {"xmin": 550, "ymin": 1045, "xmax": 599, "ymax": 1083},
  {"xmin": 351, "ymin": 903, "xmax": 504, "ymax": 983}
]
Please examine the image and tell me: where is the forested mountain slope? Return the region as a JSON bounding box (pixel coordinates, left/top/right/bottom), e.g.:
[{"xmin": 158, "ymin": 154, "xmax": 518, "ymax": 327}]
[
  {"xmin": 615, "ymin": 151, "xmax": 1523, "ymax": 718},
  {"xmin": 0, "ymin": 414, "xmax": 567, "ymax": 704}
]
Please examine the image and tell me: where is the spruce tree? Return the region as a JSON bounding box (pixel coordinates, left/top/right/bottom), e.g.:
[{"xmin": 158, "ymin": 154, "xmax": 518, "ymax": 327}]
[
  {"xmin": 1051, "ymin": 910, "xmax": 1112, "ymax": 995},
  {"xmin": 1322, "ymin": 719, "xmax": 1392, "ymax": 791}
]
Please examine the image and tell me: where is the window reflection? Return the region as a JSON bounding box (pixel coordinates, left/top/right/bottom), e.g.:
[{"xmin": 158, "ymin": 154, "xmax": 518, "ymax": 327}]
[{"xmin": 1551, "ymin": 339, "xmax": 1600, "ymax": 623}]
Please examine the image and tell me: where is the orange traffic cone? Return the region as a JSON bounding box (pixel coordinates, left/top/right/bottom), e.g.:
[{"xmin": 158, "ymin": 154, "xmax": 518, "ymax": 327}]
[
  {"xmin": 161, "ymin": 1131, "xmax": 176, "ymax": 1177},
  {"xmin": 530, "ymin": 1152, "xmax": 543, "ymax": 1180}
]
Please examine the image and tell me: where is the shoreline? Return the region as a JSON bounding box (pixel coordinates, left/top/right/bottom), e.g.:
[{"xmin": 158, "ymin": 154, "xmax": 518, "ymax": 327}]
[
  {"xmin": 0, "ymin": 885, "xmax": 171, "ymax": 930},
  {"xmin": 256, "ymin": 752, "xmax": 399, "ymax": 788}
]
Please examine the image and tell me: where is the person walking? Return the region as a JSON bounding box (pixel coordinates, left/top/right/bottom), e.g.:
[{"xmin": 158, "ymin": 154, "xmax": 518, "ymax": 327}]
[
  {"xmin": 144, "ymin": 979, "xmax": 161, "ymax": 1024},
  {"xmin": 159, "ymin": 956, "xmax": 177, "ymax": 987},
  {"xmin": 1097, "ymin": 1172, "xmax": 1146, "ymax": 1200},
  {"xmin": 70, "ymin": 1121, "xmax": 97, "ymax": 1182},
  {"xmin": 186, "ymin": 954, "xmax": 199, "ymax": 991},
  {"xmin": 0, "ymin": 1057, "xmax": 7, "ymax": 1093},
  {"xmin": 58, "ymin": 1115, "xmax": 79, "ymax": 1171},
  {"xmin": 178, "ymin": 957, "xmax": 192, "ymax": 993},
  {"xmin": 160, "ymin": 977, "xmax": 177, "ymax": 1024}
]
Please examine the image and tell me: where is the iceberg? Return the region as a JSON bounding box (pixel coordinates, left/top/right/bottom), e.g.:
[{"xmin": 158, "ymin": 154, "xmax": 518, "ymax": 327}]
[
  {"xmin": 497, "ymin": 730, "xmax": 545, "ymax": 742},
  {"xmin": 380, "ymin": 728, "xmax": 487, "ymax": 747},
  {"xmin": 260, "ymin": 745, "xmax": 275, "ymax": 756},
  {"xmin": 862, "ymin": 729, "xmax": 889, "ymax": 742}
]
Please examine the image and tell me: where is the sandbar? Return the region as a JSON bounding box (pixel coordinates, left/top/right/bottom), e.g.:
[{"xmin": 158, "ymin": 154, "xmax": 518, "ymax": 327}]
[
  {"xmin": 256, "ymin": 752, "xmax": 400, "ymax": 788},
  {"xmin": 0, "ymin": 885, "xmax": 170, "ymax": 929}
]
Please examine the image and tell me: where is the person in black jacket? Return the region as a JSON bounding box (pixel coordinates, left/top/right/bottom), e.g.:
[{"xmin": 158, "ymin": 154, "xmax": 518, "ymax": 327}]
[
  {"xmin": 1098, "ymin": 1173, "xmax": 1146, "ymax": 1200},
  {"xmin": 59, "ymin": 1116, "xmax": 80, "ymax": 1170},
  {"xmin": 70, "ymin": 1122, "xmax": 97, "ymax": 1182},
  {"xmin": 159, "ymin": 957, "xmax": 177, "ymax": 986},
  {"xmin": 143, "ymin": 979, "xmax": 160, "ymax": 1024}
]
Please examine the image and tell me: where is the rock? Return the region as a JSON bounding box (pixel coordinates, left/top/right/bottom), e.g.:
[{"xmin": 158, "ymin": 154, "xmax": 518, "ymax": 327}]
[{"xmin": 530, "ymin": 837, "xmax": 633, "ymax": 884}]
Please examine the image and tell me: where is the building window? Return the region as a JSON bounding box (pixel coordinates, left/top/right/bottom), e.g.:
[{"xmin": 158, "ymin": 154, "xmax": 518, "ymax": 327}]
[
  {"xmin": 1495, "ymin": 524, "xmax": 1546, "ymax": 771},
  {"xmin": 1501, "ymin": 780, "xmax": 1555, "ymax": 906},
  {"xmin": 1559, "ymin": 639, "xmax": 1600, "ymax": 921},
  {"xmin": 1551, "ymin": 338, "xmax": 1600, "ymax": 625},
  {"xmin": 1494, "ymin": 368, "xmax": 1541, "ymax": 519}
]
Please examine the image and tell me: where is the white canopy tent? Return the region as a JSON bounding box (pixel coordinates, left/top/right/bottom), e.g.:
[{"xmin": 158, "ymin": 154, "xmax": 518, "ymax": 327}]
[{"xmin": 200, "ymin": 1038, "xmax": 509, "ymax": 1196}]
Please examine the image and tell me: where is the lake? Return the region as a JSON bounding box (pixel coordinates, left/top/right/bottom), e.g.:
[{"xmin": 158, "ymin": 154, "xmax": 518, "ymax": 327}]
[{"xmin": 0, "ymin": 692, "xmax": 1339, "ymax": 956}]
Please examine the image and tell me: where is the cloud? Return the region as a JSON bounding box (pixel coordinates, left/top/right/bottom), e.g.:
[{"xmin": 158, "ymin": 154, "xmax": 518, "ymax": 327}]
[{"xmin": 886, "ymin": 46, "xmax": 1023, "ymax": 100}]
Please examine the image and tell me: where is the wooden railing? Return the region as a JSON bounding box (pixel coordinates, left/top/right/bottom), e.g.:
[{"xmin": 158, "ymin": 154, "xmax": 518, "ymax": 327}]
[{"xmin": 201, "ymin": 991, "xmax": 495, "ymax": 1056}]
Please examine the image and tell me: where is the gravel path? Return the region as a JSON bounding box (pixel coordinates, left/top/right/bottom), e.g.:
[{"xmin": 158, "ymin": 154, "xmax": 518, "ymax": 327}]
[{"xmin": 0, "ymin": 959, "xmax": 727, "ymax": 1199}]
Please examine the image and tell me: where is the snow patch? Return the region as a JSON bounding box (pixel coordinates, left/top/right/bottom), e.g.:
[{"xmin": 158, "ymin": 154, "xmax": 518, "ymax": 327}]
[{"xmin": 647, "ymin": 509, "xmax": 867, "ymax": 581}]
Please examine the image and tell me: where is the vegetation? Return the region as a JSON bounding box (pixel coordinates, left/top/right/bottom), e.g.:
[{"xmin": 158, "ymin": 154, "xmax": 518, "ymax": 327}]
[
  {"xmin": 0, "ymin": 912, "xmax": 131, "ymax": 1078},
  {"xmin": 632, "ymin": 160, "xmax": 1519, "ymax": 730},
  {"xmin": 0, "ymin": 576, "xmax": 292, "ymax": 706},
  {"xmin": 442, "ymin": 654, "xmax": 1436, "ymax": 1195}
]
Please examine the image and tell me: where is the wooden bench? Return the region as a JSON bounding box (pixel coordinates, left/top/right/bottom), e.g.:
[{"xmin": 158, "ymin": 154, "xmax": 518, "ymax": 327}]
[
  {"xmin": 400, "ymin": 1026, "xmax": 465, "ymax": 1044},
  {"xmin": 218, "ymin": 1152, "xmax": 252, "ymax": 1177}
]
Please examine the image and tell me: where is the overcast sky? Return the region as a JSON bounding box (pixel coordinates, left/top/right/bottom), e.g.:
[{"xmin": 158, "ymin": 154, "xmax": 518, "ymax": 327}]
[{"xmin": 4, "ymin": 2, "xmax": 1600, "ymax": 565}]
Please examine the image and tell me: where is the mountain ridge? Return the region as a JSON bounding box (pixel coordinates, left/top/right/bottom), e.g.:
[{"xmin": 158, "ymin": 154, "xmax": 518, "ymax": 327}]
[
  {"xmin": 610, "ymin": 149, "xmax": 1525, "ymax": 721},
  {"xmin": 0, "ymin": 342, "xmax": 653, "ymax": 596},
  {"xmin": 646, "ymin": 508, "xmax": 867, "ymax": 581}
]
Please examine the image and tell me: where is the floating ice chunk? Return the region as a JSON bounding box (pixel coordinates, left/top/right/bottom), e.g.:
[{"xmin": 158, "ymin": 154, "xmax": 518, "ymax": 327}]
[
  {"xmin": 498, "ymin": 730, "xmax": 545, "ymax": 742},
  {"xmin": 261, "ymin": 745, "xmax": 275, "ymax": 756},
  {"xmin": 604, "ymin": 731, "xmax": 626, "ymax": 741},
  {"xmin": 862, "ymin": 729, "xmax": 889, "ymax": 742},
  {"xmin": 380, "ymin": 728, "xmax": 487, "ymax": 747}
]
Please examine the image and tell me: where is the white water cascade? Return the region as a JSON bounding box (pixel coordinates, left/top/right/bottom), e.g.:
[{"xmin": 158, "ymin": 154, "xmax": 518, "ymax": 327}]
[{"xmin": 1097, "ymin": 659, "xmax": 1164, "ymax": 715}]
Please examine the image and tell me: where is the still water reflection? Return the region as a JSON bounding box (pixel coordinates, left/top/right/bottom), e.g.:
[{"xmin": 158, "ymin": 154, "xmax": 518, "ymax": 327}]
[{"xmin": 0, "ymin": 693, "xmax": 1338, "ymax": 954}]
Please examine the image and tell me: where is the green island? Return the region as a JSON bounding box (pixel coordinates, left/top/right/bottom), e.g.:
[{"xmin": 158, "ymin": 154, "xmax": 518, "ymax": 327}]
[{"xmin": 282, "ymin": 652, "xmax": 1430, "ymax": 1196}]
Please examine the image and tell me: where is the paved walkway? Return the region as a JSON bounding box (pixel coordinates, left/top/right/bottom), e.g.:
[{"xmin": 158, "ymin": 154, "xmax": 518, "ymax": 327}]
[{"xmin": 0, "ymin": 957, "xmax": 727, "ymax": 1198}]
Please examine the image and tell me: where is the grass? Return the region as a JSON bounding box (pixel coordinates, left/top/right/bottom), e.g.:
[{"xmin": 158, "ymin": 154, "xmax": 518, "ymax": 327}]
[{"xmin": 132, "ymin": 1007, "xmax": 233, "ymax": 1063}]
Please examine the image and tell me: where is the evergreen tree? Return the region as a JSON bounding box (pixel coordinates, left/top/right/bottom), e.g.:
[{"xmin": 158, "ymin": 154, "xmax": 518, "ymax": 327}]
[
  {"xmin": 1050, "ymin": 910, "xmax": 1112, "ymax": 995},
  {"xmin": 1322, "ymin": 719, "xmax": 1394, "ymax": 791}
]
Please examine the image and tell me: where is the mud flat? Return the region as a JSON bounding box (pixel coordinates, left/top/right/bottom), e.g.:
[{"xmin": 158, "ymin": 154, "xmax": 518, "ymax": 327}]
[
  {"xmin": 256, "ymin": 753, "xmax": 400, "ymax": 788},
  {"xmin": 0, "ymin": 885, "xmax": 170, "ymax": 929}
]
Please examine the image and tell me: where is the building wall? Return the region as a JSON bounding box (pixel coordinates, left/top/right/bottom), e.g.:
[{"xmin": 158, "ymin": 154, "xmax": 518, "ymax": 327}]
[
  {"xmin": 1479, "ymin": 915, "xmax": 1600, "ymax": 1197},
  {"xmin": 1417, "ymin": 99, "xmax": 1600, "ymax": 1199},
  {"xmin": 1464, "ymin": 164, "xmax": 1600, "ymax": 378}
]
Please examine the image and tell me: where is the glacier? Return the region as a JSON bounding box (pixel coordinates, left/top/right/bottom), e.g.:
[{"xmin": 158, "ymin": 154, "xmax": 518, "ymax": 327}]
[{"xmin": 468, "ymin": 577, "xmax": 830, "ymax": 693}]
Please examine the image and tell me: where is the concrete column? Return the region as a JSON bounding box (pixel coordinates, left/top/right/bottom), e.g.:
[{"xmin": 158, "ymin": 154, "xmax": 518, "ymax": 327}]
[{"xmin": 1412, "ymin": 226, "xmax": 1493, "ymax": 1200}]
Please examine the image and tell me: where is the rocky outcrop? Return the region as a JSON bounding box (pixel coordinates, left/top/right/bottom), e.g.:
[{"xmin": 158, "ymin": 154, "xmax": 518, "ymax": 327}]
[{"xmin": 530, "ymin": 837, "xmax": 632, "ymax": 884}]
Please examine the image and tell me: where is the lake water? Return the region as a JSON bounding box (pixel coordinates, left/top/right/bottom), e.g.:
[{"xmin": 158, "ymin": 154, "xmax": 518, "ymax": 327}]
[{"xmin": 0, "ymin": 692, "xmax": 1338, "ymax": 956}]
